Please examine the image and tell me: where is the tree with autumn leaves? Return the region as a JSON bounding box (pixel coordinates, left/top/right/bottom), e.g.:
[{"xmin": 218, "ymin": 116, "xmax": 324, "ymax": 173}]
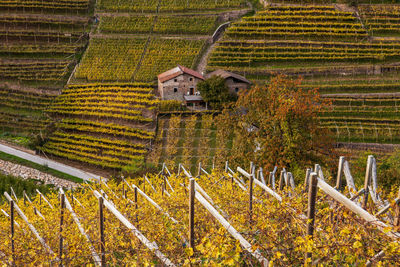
[{"xmin": 216, "ymin": 75, "xmax": 335, "ymax": 173}]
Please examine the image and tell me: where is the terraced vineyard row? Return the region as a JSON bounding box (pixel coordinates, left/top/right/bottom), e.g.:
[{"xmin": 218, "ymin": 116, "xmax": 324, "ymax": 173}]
[
  {"xmin": 209, "ymin": 40, "xmax": 400, "ymax": 68},
  {"xmin": 41, "ymin": 84, "xmax": 157, "ymax": 170},
  {"xmin": 0, "ymin": 43, "xmax": 83, "ymax": 56},
  {"xmin": 98, "ymin": 0, "xmax": 246, "ymax": 12},
  {"xmin": 226, "ymin": 5, "xmax": 366, "ymax": 41},
  {"xmin": 0, "ymin": 59, "xmax": 71, "ymax": 82},
  {"xmin": 321, "ymin": 95, "xmax": 400, "ymax": 143},
  {"xmin": 360, "ymin": 5, "xmax": 400, "ymax": 36},
  {"xmin": 74, "ymin": 38, "xmax": 205, "ymax": 82},
  {"xmin": 0, "ymin": 0, "xmax": 90, "ymax": 12},
  {"xmin": 99, "ymin": 15, "xmax": 218, "ymax": 35},
  {"xmin": 0, "ymin": 85, "xmax": 55, "ymax": 136}
]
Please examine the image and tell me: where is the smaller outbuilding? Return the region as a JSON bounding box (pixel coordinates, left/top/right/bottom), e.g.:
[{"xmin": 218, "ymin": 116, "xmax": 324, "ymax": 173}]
[
  {"xmin": 158, "ymin": 65, "xmax": 205, "ymax": 101},
  {"xmin": 206, "ymin": 69, "xmax": 251, "ymax": 95}
]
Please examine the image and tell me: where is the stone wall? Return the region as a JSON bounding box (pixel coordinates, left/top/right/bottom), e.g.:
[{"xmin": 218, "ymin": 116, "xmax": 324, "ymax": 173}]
[
  {"xmin": 225, "ymin": 77, "xmax": 250, "ymax": 95},
  {"xmin": 159, "ymin": 73, "xmax": 202, "ymax": 101},
  {"xmin": 0, "ymin": 159, "xmax": 79, "ymax": 188}
]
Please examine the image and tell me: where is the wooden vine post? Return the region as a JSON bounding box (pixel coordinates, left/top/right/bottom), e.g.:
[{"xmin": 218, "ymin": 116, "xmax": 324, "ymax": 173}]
[
  {"xmin": 249, "ymin": 172, "xmax": 254, "ymax": 226},
  {"xmin": 71, "ymin": 189, "xmax": 74, "ymax": 209},
  {"xmin": 279, "ymin": 170, "xmax": 285, "ymax": 191},
  {"xmin": 59, "ymin": 193, "xmax": 65, "ymax": 267},
  {"xmin": 99, "ymin": 197, "xmax": 105, "ymax": 266},
  {"xmin": 23, "ymin": 190, "xmax": 26, "ymax": 206},
  {"xmin": 305, "ymin": 173, "xmax": 318, "ymax": 263},
  {"xmin": 143, "ymin": 176, "xmax": 146, "ymax": 194},
  {"xmin": 363, "ymin": 155, "xmax": 373, "ymax": 209},
  {"xmin": 395, "ymin": 188, "xmax": 400, "ymax": 227},
  {"xmin": 10, "ymin": 200, "xmax": 15, "ymax": 266},
  {"xmin": 189, "ymin": 178, "xmax": 195, "ymax": 249},
  {"xmin": 336, "ymin": 156, "xmax": 345, "ymax": 191},
  {"xmin": 134, "ymin": 186, "xmax": 138, "ymax": 224}
]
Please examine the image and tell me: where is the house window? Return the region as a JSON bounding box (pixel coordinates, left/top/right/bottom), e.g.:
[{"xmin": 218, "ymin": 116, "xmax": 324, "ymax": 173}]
[
  {"xmin": 174, "ymin": 78, "xmax": 178, "ymax": 82},
  {"xmin": 173, "ymin": 88, "xmax": 178, "ymax": 93},
  {"xmin": 189, "ymin": 87, "xmax": 194, "ymax": 95},
  {"xmin": 189, "ymin": 77, "xmax": 193, "ymax": 82},
  {"xmin": 235, "ymin": 88, "xmax": 239, "ymax": 93}
]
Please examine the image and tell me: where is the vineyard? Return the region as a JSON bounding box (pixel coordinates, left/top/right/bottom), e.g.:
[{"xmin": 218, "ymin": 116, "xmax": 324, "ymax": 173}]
[
  {"xmin": 207, "ymin": 3, "xmax": 400, "ymax": 144},
  {"xmin": 0, "ymin": 156, "xmax": 399, "ymax": 265},
  {"xmin": 97, "ymin": 0, "xmax": 246, "ymax": 12},
  {"xmin": 98, "ymin": 15, "xmax": 218, "ymax": 35},
  {"xmin": 360, "ymin": 5, "xmax": 400, "ymax": 36},
  {"xmin": 74, "ymin": 38, "xmax": 147, "ymax": 82},
  {"xmin": 0, "ymin": 84, "xmax": 57, "ymax": 140},
  {"xmin": 149, "ymin": 113, "xmax": 233, "ymax": 173},
  {"xmin": 225, "ymin": 6, "xmax": 367, "ymax": 41},
  {"xmin": 0, "ymin": 0, "xmax": 91, "ymax": 145},
  {"xmin": 0, "ymin": 0, "xmax": 90, "ymax": 12},
  {"xmin": 0, "ymin": 12, "xmax": 89, "ymax": 85},
  {"xmin": 135, "ymin": 38, "xmax": 205, "ymax": 82},
  {"xmin": 208, "ymin": 40, "xmax": 400, "ymax": 67},
  {"xmin": 74, "ymin": 37, "xmax": 205, "ymax": 83},
  {"xmin": 41, "ymin": 83, "xmax": 157, "ymax": 170}
]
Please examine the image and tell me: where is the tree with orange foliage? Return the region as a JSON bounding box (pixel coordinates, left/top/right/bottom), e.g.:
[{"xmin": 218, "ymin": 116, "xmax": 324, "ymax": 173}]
[{"xmin": 216, "ymin": 75, "xmax": 334, "ymax": 172}]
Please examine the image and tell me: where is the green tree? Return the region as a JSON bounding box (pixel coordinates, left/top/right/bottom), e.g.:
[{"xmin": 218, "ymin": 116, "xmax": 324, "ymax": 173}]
[
  {"xmin": 197, "ymin": 75, "xmax": 236, "ymax": 109},
  {"xmin": 216, "ymin": 75, "xmax": 335, "ymax": 172}
]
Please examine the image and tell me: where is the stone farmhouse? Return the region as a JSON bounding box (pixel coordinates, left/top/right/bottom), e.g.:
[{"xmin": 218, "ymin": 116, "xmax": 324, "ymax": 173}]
[
  {"xmin": 158, "ymin": 65, "xmax": 251, "ymax": 109},
  {"xmin": 158, "ymin": 65, "xmax": 205, "ymax": 101},
  {"xmin": 206, "ymin": 69, "xmax": 251, "ymax": 94}
]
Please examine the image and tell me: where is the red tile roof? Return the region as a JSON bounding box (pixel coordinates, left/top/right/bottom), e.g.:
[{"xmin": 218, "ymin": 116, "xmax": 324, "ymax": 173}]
[{"xmin": 158, "ymin": 65, "xmax": 204, "ymax": 83}]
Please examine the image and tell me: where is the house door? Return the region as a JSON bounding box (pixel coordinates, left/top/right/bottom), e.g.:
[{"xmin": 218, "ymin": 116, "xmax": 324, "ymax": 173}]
[{"xmin": 189, "ymin": 87, "xmax": 194, "ymax": 95}]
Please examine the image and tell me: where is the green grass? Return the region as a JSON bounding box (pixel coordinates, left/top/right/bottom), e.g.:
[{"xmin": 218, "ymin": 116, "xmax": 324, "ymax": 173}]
[
  {"xmin": 0, "ymin": 173, "xmax": 53, "ymax": 203},
  {"xmin": 0, "ymin": 151, "xmax": 83, "ymax": 183}
]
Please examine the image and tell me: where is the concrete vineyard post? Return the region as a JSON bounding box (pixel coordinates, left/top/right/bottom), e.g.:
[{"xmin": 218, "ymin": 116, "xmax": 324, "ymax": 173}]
[
  {"xmin": 225, "ymin": 161, "xmax": 228, "ymax": 173},
  {"xmin": 99, "ymin": 197, "xmax": 105, "ymax": 266},
  {"xmin": 189, "ymin": 178, "xmax": 195, "ymax": 249},
  {"xmin": 305, "ymin": 173, "xmax": 318, "ymax": 262},
  {"xmin": 59, "ymin": 193, "xmax": 65, "ymax": 267},
  {"xmin": 212, "ymin": 157, "xmax": 215, "ymax": 170},
  {"xmin": 336, "ymin": 156, "xmax": 345, "ymax": 191},
  {"xmin": 304, "ymin": 168, "xmax": 311, "ymax": 193},
  {"xmin": 197, "ymin": 162, "xmax": 202, "ymax": 177},
  {"xmin": 268, "ymin": 172, "xmax": 272, "ymax": 186},
  {"xmin": 363, "ymin": 156, "xmax": 374, "ymax": 209}
]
